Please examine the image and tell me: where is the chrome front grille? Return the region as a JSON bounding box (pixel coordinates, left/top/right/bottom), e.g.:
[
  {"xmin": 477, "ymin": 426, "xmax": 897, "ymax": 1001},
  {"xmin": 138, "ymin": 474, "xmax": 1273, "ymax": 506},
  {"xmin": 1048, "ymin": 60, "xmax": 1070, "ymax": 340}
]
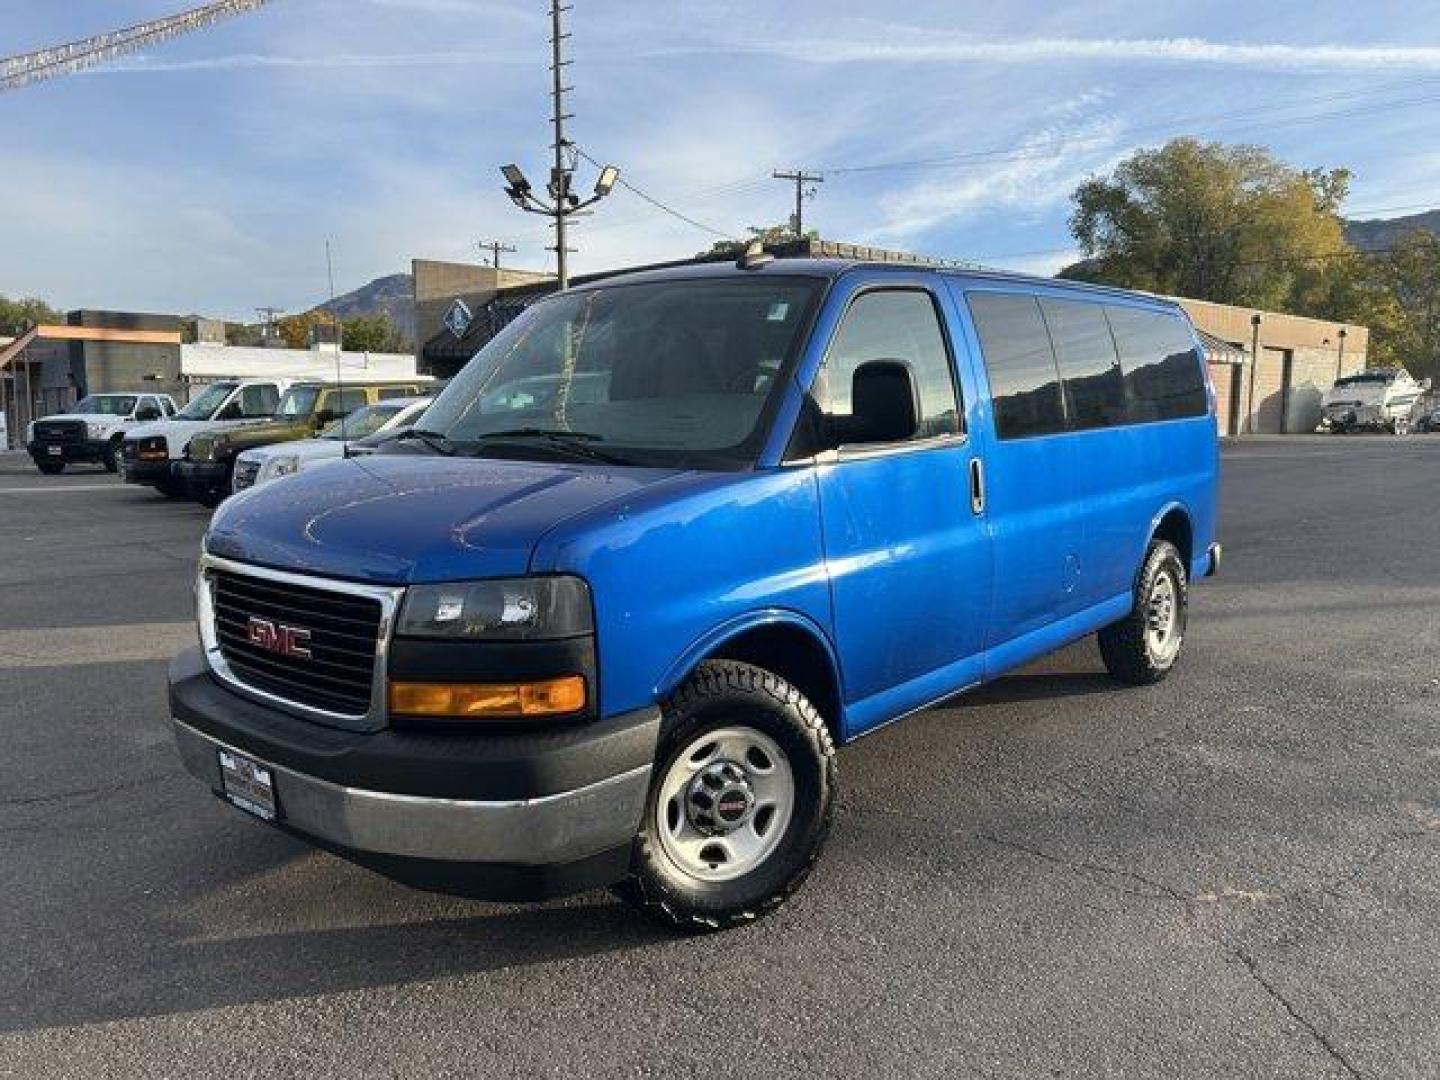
[
  {"xmin": 34, "ymin": 420, "xmax": 84, "ymax": 443},
  {"xmin": 198, "ymin": 555, "xmax": 404, "ymax": 731}
]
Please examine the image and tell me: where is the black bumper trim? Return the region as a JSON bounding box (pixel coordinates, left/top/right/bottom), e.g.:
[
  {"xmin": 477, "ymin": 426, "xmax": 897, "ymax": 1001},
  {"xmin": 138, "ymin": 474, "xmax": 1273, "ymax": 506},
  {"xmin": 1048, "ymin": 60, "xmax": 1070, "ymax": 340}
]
[
  {"xmin": 28, "ymin": 439, "xmax": 109, "ymax": 464},
  {"xmin": 168, "ymin": 646, "xmax": 661, "ymax": 801}
]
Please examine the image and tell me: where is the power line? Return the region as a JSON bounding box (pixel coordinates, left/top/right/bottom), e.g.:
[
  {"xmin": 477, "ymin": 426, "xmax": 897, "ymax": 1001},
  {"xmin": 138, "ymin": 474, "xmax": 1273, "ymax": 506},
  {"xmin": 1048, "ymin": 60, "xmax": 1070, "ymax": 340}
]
[
  {"xmin": 1, "ymin": 1, "xmax": 270, "ymax": 92},
  {"xmin": 573, "ymin": 147, "xmax": 737, "ymax": 239},
  {"xmin": 477, "ymin": 239, "xmax": 518, "ymax": 269}
]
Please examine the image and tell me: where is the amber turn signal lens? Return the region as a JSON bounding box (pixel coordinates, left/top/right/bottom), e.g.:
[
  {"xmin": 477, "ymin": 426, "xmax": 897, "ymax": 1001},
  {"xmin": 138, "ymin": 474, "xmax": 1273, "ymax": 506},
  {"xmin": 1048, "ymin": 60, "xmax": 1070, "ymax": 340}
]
[{"xmin": 388, "ymin": 676, "xmax": 586, "ymax": 719}]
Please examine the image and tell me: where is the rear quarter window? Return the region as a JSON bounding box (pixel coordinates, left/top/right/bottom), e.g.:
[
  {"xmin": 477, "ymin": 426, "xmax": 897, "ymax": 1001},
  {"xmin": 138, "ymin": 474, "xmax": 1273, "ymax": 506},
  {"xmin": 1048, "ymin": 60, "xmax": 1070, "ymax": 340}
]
[{"xmin": 1105, "ymin": 306, "xmax": 1208, "ymax": 422}]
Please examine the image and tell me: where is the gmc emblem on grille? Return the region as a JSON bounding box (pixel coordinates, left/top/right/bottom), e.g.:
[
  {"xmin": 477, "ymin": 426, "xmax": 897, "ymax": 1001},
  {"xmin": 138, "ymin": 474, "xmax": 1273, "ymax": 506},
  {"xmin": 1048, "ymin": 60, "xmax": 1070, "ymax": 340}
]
[{"xmin": 246, "ymin": 616, "xmax": 312, "ymax": 659}]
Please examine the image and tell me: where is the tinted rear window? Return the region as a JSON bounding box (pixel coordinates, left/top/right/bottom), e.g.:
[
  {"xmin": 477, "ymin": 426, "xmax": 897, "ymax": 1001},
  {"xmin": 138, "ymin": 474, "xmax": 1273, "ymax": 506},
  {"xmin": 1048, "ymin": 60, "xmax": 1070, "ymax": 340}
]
[
  {"xmin": 1039, "ymin": 299, "xmax": 1126, "ymax": 430},
  {"xmin": 967, "ymin": 293, "xmax": 1066, "ymax": 439},
  {"xmin": 1105, "ymin": 306, "xmax": 1208, "ymax": 422}
]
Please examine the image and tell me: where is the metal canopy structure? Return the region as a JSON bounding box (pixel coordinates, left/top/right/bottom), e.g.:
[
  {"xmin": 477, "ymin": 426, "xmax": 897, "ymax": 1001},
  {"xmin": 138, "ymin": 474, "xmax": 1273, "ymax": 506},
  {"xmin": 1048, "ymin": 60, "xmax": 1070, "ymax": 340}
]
[{"xmin": 1, "ymin": 1, "xmax": 270, "ymax": 93}]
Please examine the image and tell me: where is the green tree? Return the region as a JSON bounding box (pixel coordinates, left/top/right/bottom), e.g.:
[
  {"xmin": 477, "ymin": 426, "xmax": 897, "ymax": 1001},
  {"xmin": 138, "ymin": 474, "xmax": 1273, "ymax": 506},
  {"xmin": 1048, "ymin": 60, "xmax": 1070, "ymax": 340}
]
[
  {"xmin": 1063, "ymin": 139, "xmax": 1352, "ymax": 312},
  {"xmin": 699, "ymin": 223, "xmax": 819, "ymax": 259},
  {"xmin": 0, "ymin": 295, "xmax": 61, "ymax": 336},
  {"xmin": 1373, "ymin": 230, "xmax": 1440, "ymax": 380},
  {"xmin": 341, "ymin": 313, "xmax": 403, "ymax": 353}
]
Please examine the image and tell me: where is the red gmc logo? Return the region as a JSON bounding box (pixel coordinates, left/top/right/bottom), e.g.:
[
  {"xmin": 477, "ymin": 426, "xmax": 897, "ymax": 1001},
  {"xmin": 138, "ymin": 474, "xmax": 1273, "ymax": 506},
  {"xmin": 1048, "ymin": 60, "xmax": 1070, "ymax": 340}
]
[{"xmin": 246, "ymin": 616, "xmax": 312, "ymax": 660}]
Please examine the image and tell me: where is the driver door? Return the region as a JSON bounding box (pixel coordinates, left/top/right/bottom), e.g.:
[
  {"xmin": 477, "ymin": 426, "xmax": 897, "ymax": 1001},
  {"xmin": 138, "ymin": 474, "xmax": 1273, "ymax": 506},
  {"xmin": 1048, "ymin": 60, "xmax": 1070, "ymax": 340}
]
[{"xmin": 802, "ymin": 281, "xmax": 992, "ymax": 737}]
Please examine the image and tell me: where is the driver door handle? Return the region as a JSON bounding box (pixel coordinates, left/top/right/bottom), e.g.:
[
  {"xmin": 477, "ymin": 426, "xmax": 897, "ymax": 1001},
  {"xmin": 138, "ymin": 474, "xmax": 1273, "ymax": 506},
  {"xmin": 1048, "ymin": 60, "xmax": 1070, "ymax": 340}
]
[{"xmin": 969, "ymin": 457, "xmax": 985, "ymax": 515}]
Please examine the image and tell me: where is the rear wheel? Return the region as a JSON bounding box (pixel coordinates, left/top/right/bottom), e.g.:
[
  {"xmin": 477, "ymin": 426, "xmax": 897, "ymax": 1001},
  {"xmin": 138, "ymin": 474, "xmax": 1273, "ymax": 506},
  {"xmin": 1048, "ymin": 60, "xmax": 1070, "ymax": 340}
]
[
  {"xmin": 104, "ymin": 438, "xmax": 122, "ymax": 473},
  {"xmin": 1098, "ymin": 540, "xmax": 1188, "ymax": 686},
  {"xmin": 35, "ymin": 460, "xmax": 64, "ymax": 475},
  {"xmin": 616, "ymin": 660, "xmax": 836, "ymax": 931}
]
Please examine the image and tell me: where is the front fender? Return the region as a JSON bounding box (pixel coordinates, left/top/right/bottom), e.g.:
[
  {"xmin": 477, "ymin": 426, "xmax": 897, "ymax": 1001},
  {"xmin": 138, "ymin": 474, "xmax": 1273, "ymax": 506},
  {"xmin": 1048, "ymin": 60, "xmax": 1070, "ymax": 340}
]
[{"xmin": 655, "ymin": 608, "xmax": 841, "ymax": 700}]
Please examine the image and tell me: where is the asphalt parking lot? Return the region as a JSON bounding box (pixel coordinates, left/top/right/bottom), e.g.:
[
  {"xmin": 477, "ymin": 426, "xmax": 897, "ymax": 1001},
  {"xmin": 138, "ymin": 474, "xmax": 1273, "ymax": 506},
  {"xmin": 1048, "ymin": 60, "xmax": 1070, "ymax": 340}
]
[{"xmin": 2, "ymin": 438, "xmax": 1437, "ymax": 1079}]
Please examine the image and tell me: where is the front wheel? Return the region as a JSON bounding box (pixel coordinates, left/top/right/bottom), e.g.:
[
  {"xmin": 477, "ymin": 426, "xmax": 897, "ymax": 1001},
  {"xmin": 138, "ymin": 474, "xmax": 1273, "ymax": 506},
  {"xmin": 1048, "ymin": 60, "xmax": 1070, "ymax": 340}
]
[
  {"xmin": 616, "ymin": 660, "xmax": 836, "ymax": 931},
  {"xmin": 35, "ymin": 460, "xmax": 64, "ymax": 475},
  {"xmin": 104, "ymin": 439, "xmax": 122, "ymax": 473},
  {"xmin": 1098, "ymin": 540, "xmax": 1189, "ymax": 686}
]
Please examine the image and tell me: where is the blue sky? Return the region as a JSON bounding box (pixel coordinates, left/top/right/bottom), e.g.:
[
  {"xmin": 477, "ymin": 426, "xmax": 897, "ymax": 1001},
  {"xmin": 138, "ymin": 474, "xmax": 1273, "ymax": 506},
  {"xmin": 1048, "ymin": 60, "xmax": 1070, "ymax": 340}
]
[{"xmin": 5, "ymin": 0, "xmax": 1440, "ymax": 319}]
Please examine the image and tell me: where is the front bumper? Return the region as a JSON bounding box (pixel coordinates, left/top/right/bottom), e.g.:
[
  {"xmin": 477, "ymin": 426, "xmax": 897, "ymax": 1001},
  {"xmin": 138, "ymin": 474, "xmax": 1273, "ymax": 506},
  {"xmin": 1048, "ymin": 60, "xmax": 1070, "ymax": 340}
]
[
  {"xmin": 176, "ymin": 459, "xmax": 230, "ymax": 500},
  {"xmin": 27, "ymin": 438, "xmax": 108, "ymax": 464},
  {"xmin": 124, "ymin": 456, "xmax": 175, "ymax": 486},
  {"xmin": 169, "ymin": 647, "xmax": 660, "ymax": 900}
]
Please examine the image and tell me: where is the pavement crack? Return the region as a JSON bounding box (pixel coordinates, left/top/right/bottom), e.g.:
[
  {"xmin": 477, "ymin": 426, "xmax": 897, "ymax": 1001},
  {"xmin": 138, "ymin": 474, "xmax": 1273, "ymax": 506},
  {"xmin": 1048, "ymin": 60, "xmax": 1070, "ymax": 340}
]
[
  {"xmin": 1230, "ymin": 949, "xmax": 1363, "ymax": 1080},
  {"xmin": 978, "ymin": 833, "xmax": 1189, "ymax": 902},
  {"xmin": 0, "ymin": 774, "xmax": 170, "ymax": 809}
]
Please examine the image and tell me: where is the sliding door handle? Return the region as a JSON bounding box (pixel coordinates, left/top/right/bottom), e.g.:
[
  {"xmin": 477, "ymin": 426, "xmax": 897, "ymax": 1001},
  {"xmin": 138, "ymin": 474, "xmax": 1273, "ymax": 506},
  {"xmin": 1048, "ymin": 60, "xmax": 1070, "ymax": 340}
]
[{"xmin": 969, "ymin": 457, "xmax": 985, "ymax": 515}]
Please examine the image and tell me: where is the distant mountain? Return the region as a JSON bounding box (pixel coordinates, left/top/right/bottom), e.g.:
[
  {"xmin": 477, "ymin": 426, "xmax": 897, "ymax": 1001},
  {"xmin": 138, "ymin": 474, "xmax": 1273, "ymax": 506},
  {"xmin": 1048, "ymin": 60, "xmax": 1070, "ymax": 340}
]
[
  {"xmin": 315, "ymin": 272, "xmax": 415, "ymax": 343},
  {"xmin": 1342, "ymin": 209, "xmax": 1440, "ymax": 252}
]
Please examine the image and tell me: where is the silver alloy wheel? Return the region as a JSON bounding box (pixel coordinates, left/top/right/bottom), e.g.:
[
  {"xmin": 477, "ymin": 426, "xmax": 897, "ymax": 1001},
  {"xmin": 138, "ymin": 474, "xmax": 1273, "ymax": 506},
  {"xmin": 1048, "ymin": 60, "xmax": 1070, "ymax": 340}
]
[
  {"xmin": 1145, "ymin": 570, "xmax": 1183, "ymax": 663},
  {"xmin": 654, "ymin": 726, "xmax": 795, "ymax": 883}
]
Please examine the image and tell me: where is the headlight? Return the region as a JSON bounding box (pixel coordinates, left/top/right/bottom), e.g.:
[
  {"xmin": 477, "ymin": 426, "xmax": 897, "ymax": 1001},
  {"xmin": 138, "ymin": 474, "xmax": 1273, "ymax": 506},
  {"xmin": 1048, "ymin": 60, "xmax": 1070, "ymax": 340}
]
[
  {"xmin": 397, "ymin": 576, "xmax": 592, "ymax": 641},
  {"xmin": 263, "ymin": 454, "xmax": 301, "ymax": 480}
]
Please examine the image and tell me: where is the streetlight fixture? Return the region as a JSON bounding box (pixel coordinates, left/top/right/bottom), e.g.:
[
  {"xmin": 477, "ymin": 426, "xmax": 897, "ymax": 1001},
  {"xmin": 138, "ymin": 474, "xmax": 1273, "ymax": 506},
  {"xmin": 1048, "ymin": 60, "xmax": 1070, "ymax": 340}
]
[{"xmin": 499, "ymin": 158, "xmax": 619, "ymax": 288}]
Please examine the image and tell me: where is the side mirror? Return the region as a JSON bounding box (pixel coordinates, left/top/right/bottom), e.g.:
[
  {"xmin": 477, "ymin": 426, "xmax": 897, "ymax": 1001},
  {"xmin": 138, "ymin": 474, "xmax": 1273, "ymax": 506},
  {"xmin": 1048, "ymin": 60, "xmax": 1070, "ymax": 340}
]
[
  {"xmin": 315, "ymin": 409, "xmax": 338, "ymax": 426},
  {"xmin": 829, "ymin": 359, "xmax": 919, "ymax": 446}
]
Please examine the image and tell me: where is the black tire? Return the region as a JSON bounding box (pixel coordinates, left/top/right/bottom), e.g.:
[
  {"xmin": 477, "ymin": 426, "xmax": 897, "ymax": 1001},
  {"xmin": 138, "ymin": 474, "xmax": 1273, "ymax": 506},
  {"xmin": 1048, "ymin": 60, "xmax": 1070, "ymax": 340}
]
[
  {"xmin": 103, "ymin": 438, "xmax": 122, "ymax": 473},
  {"xmin": 1098, "ymin": 540, "xmax": 1189, "ymax": 686},
  {"xmin": 155, "ymin": 480, "xmax": 184, "ymax": 499},
  {"xmin": 615, "ymin": 660, "xmax": 836, "ymax": 931},
  {"xmin": 35, "ymin": 460, "xmax": 64, "ymax": 475}
]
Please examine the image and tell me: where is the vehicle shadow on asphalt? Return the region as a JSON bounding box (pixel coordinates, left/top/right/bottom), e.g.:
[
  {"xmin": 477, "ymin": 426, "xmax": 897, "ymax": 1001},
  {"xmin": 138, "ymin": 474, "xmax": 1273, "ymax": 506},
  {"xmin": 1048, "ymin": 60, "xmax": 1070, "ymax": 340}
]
[{"xmin": 5, "ymin": 842, "xmax": 674, "ymax": 1035}]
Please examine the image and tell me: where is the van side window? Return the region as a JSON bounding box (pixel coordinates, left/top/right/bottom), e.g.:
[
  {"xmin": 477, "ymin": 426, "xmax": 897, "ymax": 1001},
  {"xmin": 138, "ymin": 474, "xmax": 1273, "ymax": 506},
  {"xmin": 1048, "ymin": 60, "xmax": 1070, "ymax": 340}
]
[
  {"xmin": 240, "ymin": 384, "xmax": 279, "ymax": 417},
  {"xmin": 377, "ymin": 386, "xmax": 413, "ymax": 401},
  {"xmin": 813, "ymin": 289, "xmax": 960, "ymax": 441},
  {"xmin": 1039, "ymin": 299, "xmax": 1127, "ymax": 430},
  {"xmin": 1105, "ymin": 307, "xmax": 1208, "ymax": 422},
  {"xmin": 967, "ymin": 293, "xmax": 1066, "ymax": 439}
]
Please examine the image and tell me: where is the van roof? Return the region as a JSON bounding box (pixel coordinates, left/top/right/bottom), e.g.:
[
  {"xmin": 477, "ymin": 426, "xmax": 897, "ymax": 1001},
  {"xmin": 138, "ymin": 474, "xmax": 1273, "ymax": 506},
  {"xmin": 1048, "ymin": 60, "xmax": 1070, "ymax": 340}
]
[{"xmin": 568, "ymin": 256, "xmax": 1182, "ymax": 310}]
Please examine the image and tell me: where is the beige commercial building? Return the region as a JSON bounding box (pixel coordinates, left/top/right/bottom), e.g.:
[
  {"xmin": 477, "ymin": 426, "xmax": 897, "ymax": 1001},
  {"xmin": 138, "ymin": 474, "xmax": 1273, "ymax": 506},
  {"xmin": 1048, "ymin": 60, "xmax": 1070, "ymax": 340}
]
[{"xmin": 1178, "ymin": 298, "xmax": 1367, "ymax": 436}]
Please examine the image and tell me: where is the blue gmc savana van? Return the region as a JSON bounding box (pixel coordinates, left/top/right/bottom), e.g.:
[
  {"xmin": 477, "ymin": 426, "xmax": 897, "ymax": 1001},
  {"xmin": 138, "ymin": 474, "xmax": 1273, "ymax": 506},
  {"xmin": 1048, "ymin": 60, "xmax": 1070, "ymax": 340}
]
[{"xmin": 171, "ymin": 254, "xmax": 1220, "ymax": 930}]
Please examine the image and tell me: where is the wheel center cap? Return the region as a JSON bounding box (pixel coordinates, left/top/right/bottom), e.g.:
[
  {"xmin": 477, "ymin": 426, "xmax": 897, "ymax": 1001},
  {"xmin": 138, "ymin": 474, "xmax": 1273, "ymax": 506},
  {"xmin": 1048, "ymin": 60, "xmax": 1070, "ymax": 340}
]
[{"xmin": 686, "ymin": 760, "xmax": 755, "ymax": 836}]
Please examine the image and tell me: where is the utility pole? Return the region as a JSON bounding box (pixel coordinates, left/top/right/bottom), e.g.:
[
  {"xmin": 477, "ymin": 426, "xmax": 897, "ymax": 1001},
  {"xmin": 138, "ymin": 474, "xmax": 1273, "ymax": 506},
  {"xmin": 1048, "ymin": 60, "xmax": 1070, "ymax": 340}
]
[
  {"xmin": 773, "ymin": 169, "xmax": 824, "ymax": 238},
  {"xmin": 499, "ymin": 0, "xmax": 619, "ymax": 290},
  {"xmin": 477, "ymin": 240, "xmax": 518, "ymax": 270}
]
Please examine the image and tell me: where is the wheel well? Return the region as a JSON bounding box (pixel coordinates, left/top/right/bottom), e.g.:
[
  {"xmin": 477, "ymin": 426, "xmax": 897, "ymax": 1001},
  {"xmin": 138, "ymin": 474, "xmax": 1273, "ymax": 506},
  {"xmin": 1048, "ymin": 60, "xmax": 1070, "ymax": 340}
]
[
  {"xmin": 706, "ymin": 622, "xmax": 843, "ymax": 743},
  {"xmin": 1152, "ymin": 508, "xmax": 1193, "ymax": 568}
]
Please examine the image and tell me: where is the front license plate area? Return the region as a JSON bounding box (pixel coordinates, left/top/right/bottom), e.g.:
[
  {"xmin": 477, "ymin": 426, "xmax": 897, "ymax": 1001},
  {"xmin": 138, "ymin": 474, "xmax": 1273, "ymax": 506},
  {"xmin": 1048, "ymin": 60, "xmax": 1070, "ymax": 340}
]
[
  {"xmin": 218, "ymin": 749, "xmax": 278, "ymax": 821},
  {"xmin": 46, "ymin": 446, "xmax": 61, "ymax": 456}
]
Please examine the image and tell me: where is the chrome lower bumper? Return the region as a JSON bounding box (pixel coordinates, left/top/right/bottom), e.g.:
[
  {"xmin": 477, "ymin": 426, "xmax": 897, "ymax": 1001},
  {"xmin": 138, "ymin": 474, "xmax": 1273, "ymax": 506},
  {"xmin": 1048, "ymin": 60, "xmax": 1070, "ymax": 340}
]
[{"xmin": 172, "ymin": 717, "xmax": 651, "ymax": 866}]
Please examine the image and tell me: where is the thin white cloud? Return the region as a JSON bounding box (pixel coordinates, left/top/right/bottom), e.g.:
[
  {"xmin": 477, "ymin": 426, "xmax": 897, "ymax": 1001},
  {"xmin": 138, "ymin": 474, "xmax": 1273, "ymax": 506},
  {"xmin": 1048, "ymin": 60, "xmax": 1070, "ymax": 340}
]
[{"xmin": 687, "ymin": 34, "xmax": 1440, "ymax": 73}]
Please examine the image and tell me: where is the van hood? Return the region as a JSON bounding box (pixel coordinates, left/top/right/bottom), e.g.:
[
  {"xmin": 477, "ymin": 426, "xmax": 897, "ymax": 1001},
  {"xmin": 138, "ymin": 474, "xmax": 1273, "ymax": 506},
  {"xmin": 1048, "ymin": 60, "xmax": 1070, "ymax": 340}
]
[{"xmin": 204, "ymin": 453, "xmax": 685, "ymax": 584}]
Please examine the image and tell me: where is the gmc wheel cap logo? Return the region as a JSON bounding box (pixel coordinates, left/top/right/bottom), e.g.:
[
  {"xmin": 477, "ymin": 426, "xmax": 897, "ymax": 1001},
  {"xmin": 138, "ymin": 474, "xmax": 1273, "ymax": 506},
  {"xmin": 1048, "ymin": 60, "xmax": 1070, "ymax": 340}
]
[{"xmin": 246, "ymin": 616, "xmax": 312, "ymax": 659}]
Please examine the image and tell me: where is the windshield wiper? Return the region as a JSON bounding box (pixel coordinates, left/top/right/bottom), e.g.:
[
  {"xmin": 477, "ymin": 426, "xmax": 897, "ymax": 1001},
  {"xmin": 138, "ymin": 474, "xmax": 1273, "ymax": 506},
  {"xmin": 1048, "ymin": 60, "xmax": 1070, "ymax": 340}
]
[
  {"xmin": 393, "ymin": 428, "xmax": 456, "ymax": 456},
  {"xmin": 472, "ymin": 427, "xmax": 632, "ymax": 465}
]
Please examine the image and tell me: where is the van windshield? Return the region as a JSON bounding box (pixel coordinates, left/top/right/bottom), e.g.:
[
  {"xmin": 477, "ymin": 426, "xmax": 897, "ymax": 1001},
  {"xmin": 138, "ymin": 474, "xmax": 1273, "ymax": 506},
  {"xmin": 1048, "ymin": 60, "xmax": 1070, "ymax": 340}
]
[
  {"xmin": 175, "ymin": 382, "xmax": 237, "ymax": 420},
  {"xmin": 277, "ymin": 386, "xmax": 321, "ymax": 417},
  {"xmin": 417, "ymin": 277, "xmax": 822, "ymax": 468}
]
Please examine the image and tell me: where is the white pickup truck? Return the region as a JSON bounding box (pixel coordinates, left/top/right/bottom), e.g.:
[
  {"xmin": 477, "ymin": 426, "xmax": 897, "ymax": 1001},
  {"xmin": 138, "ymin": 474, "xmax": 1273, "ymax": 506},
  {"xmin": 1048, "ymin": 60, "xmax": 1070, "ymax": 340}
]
[
  {"xmin": 26, "ymin": 392, "xmax": 178, "ymax": 474},
  {"xmin": 121, "ymin": 378, "xmax": 291, "ymax": 496}
]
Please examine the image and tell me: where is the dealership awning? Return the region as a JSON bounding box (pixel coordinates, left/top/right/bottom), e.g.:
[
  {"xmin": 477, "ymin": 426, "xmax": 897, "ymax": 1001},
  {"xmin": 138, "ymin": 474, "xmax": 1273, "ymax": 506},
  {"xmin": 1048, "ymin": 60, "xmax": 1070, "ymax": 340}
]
[
  {"xmin": 0, "ymin": 324, "xmax": 182, "ymax": 371},
  {"xmin": 1196, "ymin": 329, "xmax": 1246, "ymax": 365}
]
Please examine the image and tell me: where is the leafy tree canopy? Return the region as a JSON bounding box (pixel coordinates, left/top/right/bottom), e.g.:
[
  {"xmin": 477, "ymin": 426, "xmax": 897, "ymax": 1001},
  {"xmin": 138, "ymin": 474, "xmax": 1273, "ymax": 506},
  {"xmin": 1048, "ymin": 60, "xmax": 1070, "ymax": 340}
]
[
  {"xmin": 0, "ymin": 295, "xmax": 61, "ymax": 337},
  {"xmin": 1064, "ymin": 138, "xmax": 1351, "ymax": 312}
]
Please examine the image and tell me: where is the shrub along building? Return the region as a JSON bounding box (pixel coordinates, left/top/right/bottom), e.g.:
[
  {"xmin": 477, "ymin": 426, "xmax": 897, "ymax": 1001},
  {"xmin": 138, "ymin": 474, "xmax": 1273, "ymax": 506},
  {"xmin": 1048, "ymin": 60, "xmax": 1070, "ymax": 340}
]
[{"xmin": 411, "ymin": 237, "xmax": 1369, "ymax": 437}]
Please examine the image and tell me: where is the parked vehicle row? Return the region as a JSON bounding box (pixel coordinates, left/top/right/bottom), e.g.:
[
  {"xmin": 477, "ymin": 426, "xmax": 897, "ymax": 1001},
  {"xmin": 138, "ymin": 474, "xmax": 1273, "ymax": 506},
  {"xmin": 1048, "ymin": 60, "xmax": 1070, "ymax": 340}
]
[{"xmin": 118, "ymin": 377, "xmax": 429, "ymax": 505}]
